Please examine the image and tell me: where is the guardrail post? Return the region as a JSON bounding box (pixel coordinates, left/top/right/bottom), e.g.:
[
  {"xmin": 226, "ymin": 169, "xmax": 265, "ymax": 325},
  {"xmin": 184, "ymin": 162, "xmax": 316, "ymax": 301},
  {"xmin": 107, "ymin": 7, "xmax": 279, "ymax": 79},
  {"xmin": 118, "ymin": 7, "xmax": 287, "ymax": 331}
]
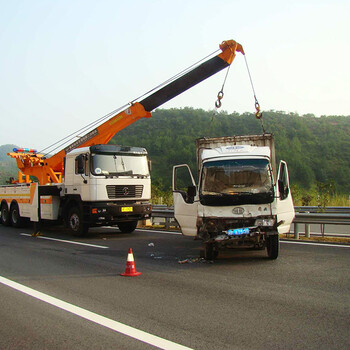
[
  {"xmin": 294, "ymin": 223, "xmax": 299, "ymax": 239},
  {"xmin": 305, "ymin": 224, "xmax": 310, "ymax": 238},
  {"xmin": 165, "ymin": 217, "xmax": 170, "ymax": 229}
]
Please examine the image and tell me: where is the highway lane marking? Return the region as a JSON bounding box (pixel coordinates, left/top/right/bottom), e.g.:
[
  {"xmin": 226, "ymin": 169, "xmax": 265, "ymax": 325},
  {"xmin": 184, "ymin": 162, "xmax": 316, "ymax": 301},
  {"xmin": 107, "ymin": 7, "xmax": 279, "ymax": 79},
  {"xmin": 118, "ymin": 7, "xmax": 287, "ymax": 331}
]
[
  {"xmin": 139, "ymin": 228, "xmax": 182, "ymax": 235},
  {"xmin": 20, "ymin": 233, "xmax": 109, "ymax": 249},
  {"xmin": 103, "ymin": 226, "xmax": 183, "ymax": 235},
  {"xmin": 281, "ymin": 240, "xmax": 350, "ymax": 248},
  {"xmin": 0, "ymin": 276, "xmax": 193, "ymax": 350}
]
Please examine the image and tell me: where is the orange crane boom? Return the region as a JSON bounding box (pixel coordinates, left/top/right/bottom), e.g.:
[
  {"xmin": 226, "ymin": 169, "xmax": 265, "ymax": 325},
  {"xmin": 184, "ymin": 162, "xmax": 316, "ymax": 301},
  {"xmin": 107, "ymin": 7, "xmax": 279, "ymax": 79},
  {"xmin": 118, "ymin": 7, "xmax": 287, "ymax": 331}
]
[{"xmin": 9, "ymin": 40, "xmax": 244, "ymax": 185}]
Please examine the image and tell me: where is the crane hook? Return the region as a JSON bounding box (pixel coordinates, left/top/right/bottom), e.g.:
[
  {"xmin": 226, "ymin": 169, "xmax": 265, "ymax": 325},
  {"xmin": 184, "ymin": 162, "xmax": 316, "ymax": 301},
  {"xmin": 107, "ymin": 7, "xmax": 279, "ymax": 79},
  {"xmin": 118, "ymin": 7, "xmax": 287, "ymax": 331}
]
[
  {"xmin": 215, "ymin": 90, "xmax": 224, "ymax": 109},
  {"xmin": 255, "ymin": 100, "xmax": 262, "ymax": 119}
]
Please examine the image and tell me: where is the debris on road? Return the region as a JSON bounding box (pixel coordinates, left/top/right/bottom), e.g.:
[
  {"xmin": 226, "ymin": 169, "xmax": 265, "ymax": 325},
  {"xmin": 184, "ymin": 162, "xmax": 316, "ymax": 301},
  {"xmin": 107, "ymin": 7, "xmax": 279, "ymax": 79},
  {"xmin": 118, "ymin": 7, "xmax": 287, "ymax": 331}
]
[{"xmin": 178, "ymin": 258, "xmax": 214, "ymax": 264}]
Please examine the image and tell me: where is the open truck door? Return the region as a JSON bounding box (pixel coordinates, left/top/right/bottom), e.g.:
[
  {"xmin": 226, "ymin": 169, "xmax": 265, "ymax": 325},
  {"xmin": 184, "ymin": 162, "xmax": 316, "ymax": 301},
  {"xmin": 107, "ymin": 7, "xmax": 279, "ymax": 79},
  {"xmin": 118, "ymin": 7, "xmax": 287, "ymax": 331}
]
[
  {"xmin": 172, "ymin": 165, "xmax": 198, "ymax": 236},
  {"xmin": 276, "ymin": 161, "xmax": 295, "ymax": 233}
]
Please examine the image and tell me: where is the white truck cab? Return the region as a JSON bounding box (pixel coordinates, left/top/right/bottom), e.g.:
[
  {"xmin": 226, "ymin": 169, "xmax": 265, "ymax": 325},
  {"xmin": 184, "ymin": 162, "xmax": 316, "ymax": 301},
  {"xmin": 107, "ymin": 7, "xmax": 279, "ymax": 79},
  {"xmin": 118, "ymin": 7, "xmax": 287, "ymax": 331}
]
[
  {"xmin": 61, "ymin": 144, "xmax": 151, "ymax": 235},
  {"xmin": 173, "ymin": 134, "xmax": 294, "ymax": 259}
]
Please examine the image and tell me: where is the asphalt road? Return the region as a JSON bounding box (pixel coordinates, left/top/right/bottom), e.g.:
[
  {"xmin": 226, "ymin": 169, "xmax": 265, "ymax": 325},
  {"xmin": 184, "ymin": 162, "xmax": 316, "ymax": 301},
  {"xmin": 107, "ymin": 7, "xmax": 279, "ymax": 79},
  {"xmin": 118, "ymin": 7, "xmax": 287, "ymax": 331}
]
[{"xmin": 0, "ymin": 224, "xmax": 349, "ymax": 349}]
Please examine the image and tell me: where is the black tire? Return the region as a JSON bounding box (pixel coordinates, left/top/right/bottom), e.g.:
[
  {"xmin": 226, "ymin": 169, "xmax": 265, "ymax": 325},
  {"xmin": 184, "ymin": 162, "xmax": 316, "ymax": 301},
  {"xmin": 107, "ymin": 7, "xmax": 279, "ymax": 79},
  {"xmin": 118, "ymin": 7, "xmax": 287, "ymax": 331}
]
[
  {"xmin": 118, "ymin": 221, "xmax": 138, "ymax": 233},
  {"xmin": 266, "ymin": 235, "xmax": 279, "ymax": 259},
  {"xmin": 10, "ymin": 203, "xmax": 24, "ymax": 228},
  {"xmin": 1, "ymin": 203, "xmax": 10, "ymax": 226},
  {"xmin": 204, "ymin": 242, "xmax": 219, "ymax": 260},
  {"xmin": 68, "ymin": 206, "xmax": 89, "ymax": 236}
]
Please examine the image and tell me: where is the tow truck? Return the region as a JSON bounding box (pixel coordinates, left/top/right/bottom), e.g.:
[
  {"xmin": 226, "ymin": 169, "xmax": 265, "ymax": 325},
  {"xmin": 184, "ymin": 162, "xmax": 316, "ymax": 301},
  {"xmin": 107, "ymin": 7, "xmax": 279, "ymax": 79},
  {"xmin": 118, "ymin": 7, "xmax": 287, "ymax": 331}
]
[{"xmin": 0, "ymin": 40, "xmax": 245, "ymax": 235}]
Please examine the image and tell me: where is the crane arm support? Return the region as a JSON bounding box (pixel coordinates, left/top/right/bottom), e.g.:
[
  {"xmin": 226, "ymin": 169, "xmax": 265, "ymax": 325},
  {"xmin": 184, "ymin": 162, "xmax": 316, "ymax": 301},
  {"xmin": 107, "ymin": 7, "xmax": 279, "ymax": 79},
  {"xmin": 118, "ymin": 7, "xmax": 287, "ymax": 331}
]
[
  {"xmin": 46, "ymin": 102, "xmax": 151, "ymax": 172},
  {"xmin": 63, "ymin": 103, "xmax": 151, "ymax": 154}
]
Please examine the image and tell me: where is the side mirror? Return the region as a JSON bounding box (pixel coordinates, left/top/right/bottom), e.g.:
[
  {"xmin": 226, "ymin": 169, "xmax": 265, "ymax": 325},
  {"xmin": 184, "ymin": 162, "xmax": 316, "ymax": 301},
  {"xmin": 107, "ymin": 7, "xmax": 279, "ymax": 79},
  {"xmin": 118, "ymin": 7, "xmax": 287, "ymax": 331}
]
[
  {"xmin": 278, "ymin": 179, "xmax": 289, "ymax": 200},
  {"xmin": 185, "ymin": 185, "xmax": 196, "ymax": 204},
  {"xmin": 187, "ymin": 185, "xmax": 196, "ymax": 198},
  {"xmin": 76, "ymin": 155, "xmax": 85, "ymax": 174}
]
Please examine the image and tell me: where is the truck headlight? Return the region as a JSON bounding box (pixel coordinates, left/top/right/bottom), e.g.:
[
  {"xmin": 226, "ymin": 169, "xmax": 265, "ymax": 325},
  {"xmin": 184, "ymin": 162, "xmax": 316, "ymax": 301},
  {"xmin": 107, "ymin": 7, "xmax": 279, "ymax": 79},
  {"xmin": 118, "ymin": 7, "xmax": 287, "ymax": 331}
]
[{"xmin": 255, "ymin": 218, "xmax": 275, "ymax": 227}]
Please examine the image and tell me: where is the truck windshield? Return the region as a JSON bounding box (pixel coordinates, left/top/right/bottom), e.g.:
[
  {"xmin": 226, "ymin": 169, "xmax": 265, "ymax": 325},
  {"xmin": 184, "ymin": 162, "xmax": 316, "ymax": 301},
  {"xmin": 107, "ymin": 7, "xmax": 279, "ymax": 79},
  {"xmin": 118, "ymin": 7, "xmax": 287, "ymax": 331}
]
[
  {"xmin": 91, "ymin": 154, "xmax": 149, "ymax": 177},
  {"xmin": 200, "ymin": 158, "xmax": 274, "ymax": 205}
]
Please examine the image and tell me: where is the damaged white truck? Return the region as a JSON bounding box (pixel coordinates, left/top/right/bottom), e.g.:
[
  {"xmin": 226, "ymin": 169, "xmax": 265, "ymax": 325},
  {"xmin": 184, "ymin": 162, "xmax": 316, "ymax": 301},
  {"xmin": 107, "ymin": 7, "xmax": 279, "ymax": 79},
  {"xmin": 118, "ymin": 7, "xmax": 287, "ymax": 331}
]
[{"xmin": 172, "ymin": 134, "xmax": 295, "ymax": 260}]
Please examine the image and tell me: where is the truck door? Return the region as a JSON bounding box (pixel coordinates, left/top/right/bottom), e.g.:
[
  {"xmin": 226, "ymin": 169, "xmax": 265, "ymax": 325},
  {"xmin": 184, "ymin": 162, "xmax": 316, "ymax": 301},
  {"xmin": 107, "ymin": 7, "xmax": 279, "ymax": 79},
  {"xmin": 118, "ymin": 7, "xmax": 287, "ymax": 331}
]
[
  {"xmin": 276, "ymin": 161, "xmax": 295, "ymax": 233},
  {"xmin": 172, "ymin": 165, "xmax": 198, "ymax": 236},
  {"xmin": 73, "ymin": 154, "xmax": 90, "ymax": 199}
]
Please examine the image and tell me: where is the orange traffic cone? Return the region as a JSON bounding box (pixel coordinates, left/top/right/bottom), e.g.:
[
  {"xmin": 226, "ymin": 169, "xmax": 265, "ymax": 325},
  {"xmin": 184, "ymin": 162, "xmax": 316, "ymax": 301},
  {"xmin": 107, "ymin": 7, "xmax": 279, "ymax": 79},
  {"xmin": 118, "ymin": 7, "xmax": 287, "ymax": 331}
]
[{"xmin": 121, "ymin": 248, "xmax": 142, "ymax": 277}]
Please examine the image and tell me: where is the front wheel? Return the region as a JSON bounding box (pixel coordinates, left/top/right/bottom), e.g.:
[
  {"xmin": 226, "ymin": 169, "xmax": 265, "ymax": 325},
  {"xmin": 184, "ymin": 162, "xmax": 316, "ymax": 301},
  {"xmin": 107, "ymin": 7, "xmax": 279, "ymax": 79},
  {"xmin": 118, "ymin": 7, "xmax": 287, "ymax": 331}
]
[
  {"xmin": 1, "ymin": 203, "xmax": 10, "ymax": 226},
  {"xmin": 266, "ymin": 235, "xmax": 279, "ymax": 259},
  {"xmin": 68, "ymin": 207, "xmax": 89, "ymax": 236},
  {"xmin": 118, "ymin": 221, "xmax": 138, "ymax": 233}
]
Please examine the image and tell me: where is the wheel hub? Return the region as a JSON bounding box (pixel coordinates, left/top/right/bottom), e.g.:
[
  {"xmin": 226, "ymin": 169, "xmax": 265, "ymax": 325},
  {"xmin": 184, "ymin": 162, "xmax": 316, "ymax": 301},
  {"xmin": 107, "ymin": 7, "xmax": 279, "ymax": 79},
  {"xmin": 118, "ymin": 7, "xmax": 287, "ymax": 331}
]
[{"xmin": 70, "ymin": 214, "xmax": 80, "ymax": 231}]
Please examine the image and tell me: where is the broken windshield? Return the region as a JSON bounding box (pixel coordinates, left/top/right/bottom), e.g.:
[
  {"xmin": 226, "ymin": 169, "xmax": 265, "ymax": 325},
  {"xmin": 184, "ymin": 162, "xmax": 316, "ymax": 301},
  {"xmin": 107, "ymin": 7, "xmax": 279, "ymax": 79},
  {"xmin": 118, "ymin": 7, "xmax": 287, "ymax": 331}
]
[
  {"xmin": 200, "ymin": 158, "xmax": 273, "ymax": 195},
  {"xmin": 91, "ymin": 154, "xmax": 149, "ymax": 177}
]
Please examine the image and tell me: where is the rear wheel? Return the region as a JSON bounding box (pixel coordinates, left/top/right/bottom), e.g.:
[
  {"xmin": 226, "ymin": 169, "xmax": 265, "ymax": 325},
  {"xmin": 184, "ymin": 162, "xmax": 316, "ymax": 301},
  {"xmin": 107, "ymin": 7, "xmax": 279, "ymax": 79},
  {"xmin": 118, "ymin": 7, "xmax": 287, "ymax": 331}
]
[
  {"xmin": 118, "ymin": 221, "xmax": 138, "ymax": 233},
  {"xmin": 1, "ymin": 203, "xmax": 10, "ymax": 226},
  {"xmin": 266, "ymin": 235, "xmax": 279, "ymax": 259},
  {"xmin": 68, "ymin": 206, "xmax": 89, "ymax": 236},
  {"xmin": 10, "ymin": 203, "xmax": 24, "ymax": 228}
]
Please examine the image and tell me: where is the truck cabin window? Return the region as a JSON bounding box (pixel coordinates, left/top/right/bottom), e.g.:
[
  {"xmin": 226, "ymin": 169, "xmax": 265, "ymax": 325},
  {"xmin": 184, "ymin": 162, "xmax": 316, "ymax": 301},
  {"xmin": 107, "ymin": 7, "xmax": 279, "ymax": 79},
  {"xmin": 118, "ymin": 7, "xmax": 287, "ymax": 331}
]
[
  {"xmin": 75, "ymin": 154, "xmax": 88, "ymax": 176},
  {"xmin": 200, "ymin": 159, "xmax": 274, "ymax": 205},
  {"xmin": 91, "ymin": 154, "xmax": 149, "ymax": 177}
]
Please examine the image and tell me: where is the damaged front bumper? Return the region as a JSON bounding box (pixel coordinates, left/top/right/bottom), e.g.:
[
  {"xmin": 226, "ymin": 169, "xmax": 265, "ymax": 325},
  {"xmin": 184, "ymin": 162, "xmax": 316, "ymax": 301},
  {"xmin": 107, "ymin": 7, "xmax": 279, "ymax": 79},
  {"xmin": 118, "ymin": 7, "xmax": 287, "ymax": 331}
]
[
  {"xmin": 198, "ymin": 217, "xmax": 278, "ymax": 248},
  {"xmin": 217, "ymin": 225, "xmax": 277, "ymax": 241}
]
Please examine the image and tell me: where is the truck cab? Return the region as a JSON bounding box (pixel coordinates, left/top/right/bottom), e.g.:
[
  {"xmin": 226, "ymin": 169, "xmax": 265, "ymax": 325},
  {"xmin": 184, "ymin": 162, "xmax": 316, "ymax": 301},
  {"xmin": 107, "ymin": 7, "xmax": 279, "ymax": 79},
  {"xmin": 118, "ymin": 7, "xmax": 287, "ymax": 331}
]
[
  {"xmin": 62, "ymin": 144, "xmax": 152, "ymax": 235},
  {"xmin": 173, "ymin": 134, "xmax": 294, "ymax": 260}
]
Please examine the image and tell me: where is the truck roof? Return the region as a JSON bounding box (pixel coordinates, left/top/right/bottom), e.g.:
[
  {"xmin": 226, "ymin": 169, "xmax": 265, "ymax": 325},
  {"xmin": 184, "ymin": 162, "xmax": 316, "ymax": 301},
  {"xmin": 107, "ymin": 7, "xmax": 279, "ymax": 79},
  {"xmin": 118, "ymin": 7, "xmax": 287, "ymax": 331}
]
[
  {"xmin": 66, "ymin": 144, "xmax": 148, "ymax": 156},
  {"xmin": 201, "ymin": 145, "xmax": 271, "ymax": 162},
  {"xmin": 90, "ymin": 144, "xmax": 148, "ymax": 155},
  {"xmin": 196, "ymin": 134, "xmax": 276, "ymax": 178}
]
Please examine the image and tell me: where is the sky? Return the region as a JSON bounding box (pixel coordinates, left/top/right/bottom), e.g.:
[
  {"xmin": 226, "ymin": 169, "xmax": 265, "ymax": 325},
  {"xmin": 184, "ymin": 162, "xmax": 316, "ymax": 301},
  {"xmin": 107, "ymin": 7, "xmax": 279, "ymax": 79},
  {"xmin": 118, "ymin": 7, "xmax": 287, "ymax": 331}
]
[{"xmin": 0, "ymin": 0, "xmax": 349, "ymax": 151}]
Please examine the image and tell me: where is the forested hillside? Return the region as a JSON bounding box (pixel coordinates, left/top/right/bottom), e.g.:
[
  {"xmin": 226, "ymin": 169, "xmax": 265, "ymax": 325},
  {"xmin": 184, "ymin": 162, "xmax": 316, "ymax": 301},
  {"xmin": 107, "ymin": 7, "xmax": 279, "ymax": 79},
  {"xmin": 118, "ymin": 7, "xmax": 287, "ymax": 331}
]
[
  {"xmin": 110, "ymin": 108, "xmax": 350, "ymax": 194},
  {"xmin": 1, "ymin": 110, "xmax": 349, "ymax": 196}
]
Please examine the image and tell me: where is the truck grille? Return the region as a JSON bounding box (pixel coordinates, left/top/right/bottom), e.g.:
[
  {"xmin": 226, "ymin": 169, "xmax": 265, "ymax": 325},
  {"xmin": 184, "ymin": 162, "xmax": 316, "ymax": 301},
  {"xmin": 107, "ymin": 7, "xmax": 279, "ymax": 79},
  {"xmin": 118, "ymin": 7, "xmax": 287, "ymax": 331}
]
[{"xmin": 106, "ymin": 185, "xmax": 143, "ymax": 199}]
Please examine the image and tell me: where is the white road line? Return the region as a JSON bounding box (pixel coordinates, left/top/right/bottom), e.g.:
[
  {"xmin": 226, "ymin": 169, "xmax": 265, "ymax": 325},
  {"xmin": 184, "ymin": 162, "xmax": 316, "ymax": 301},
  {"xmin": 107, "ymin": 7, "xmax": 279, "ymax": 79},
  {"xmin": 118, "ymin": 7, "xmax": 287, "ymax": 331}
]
[
  {"xmin": 103, "ymin": 226, "xmax": 183, "ymax": 235},
  {"xmin": 20, "ymin": 234, "xmax": 108, "ymax": 249},
  {"xmin": 281, "ymin": 240, "xmax": 350, "ymax": 248},
  {"xmin": 140, "ymin": 229, "xmax": 182, "ymax": 235},
  {"xmin": 0, "ymin": 276, "xmax": 193, "ymax": 350}
]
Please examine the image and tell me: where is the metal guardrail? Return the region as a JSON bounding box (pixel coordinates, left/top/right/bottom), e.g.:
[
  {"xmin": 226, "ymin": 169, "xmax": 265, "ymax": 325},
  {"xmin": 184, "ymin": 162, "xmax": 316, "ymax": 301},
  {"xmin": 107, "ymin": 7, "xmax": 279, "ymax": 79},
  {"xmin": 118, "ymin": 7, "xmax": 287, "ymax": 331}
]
[
  {"xmin": 293, "ymin": 212, "xmax": 350, "ymax": 239},
  {"xmin": 294, "ymin": 206, "xmax": 350, "ymax": 214},
  {"xmin": 151, "ymin": 205, "xmax": 350, "ymax": 238},
  {"xmin": 294, "ymin": 213, "xmax": 350, "ymax": 225}
]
